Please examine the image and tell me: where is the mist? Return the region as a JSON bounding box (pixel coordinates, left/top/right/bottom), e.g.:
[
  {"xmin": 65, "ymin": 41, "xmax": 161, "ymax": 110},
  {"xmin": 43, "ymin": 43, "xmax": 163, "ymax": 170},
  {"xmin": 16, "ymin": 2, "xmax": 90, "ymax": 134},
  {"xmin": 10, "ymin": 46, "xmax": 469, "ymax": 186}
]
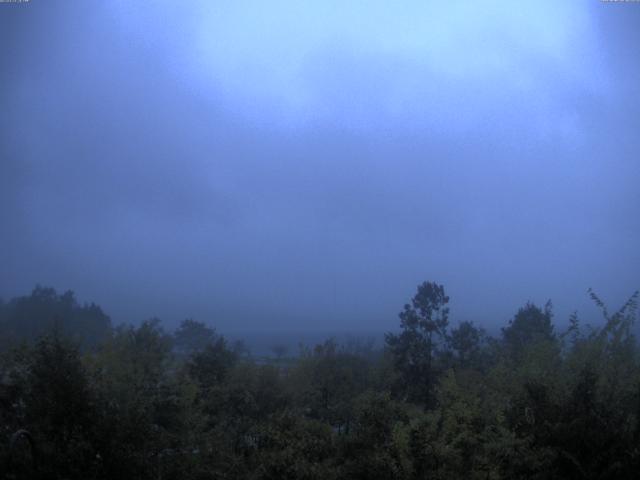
[{"xmin": 1, "ymin": 0, "xmax": 639, "ymax": 333}]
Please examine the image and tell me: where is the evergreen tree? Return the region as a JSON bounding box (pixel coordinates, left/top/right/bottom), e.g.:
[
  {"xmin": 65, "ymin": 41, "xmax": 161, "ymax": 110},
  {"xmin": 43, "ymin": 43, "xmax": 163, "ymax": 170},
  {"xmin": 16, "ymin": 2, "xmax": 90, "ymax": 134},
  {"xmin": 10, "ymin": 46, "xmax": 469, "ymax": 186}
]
[{"xmin": 385, "ymin": 281, "xmax": 449, "ymax": 405}]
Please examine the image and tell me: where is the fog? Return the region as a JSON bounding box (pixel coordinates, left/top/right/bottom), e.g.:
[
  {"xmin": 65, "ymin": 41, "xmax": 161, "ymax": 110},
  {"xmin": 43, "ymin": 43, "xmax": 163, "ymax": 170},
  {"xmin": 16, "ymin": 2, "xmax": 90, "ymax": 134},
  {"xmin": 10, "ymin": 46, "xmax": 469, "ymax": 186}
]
[{"xmin": 1, "ymin": 0, "xmax": 639, "ymax": 333}]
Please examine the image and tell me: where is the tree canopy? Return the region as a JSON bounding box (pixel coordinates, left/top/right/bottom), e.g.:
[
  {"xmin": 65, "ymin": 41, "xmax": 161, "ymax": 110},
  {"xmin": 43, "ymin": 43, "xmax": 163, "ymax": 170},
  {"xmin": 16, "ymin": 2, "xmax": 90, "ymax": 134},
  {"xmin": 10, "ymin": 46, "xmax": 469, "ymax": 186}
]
[{"xmin": 1, "ymin": 283, "xmax": 639, "ymax": 479}]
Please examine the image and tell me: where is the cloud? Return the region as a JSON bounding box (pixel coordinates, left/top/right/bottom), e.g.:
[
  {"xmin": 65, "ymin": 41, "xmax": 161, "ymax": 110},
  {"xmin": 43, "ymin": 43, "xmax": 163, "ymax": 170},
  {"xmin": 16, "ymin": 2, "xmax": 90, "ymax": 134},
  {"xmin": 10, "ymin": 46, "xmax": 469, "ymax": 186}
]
[{"xmin": 0, "ymin": 1, "xmax": 638, "ymax": 331}]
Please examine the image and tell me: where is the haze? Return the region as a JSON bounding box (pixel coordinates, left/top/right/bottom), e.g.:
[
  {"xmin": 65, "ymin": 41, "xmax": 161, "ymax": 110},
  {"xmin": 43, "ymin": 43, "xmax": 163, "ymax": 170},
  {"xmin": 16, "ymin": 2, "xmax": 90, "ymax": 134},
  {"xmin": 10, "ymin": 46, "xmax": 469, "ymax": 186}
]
[{"xmin": 1, "ymin": 0, "xmax": 639, "ymax": 333}]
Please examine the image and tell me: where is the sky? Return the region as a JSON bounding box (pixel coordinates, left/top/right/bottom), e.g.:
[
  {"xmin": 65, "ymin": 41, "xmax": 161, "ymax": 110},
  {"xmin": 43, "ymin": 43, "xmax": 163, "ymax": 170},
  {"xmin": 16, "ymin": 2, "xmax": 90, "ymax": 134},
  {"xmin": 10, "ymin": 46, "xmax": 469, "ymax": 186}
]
[{"xmin": 1, "ymin": 1, "xmax": 639, "ymax": 334}]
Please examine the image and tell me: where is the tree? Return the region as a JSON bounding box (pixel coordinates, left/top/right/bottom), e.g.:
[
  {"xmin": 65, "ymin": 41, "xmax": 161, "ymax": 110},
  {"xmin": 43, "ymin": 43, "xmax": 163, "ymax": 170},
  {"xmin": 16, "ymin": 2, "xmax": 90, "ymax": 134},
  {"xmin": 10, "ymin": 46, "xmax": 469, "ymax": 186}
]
[
  {"xmin": 385, "ymin": 281, "xmax": 449, "ymax": 406},
  {"xmin": 187, "ymin": 336, "xmax": 237, "ymax": 391},
  {"xmin": 502, "ymin": 301, "xmax": 555, "ymax": 359},
  {"xmin": 449, "ymin": 321, "xmax": 485, "ymax": 368},
  {"xmin": 342, "ymin": 391, "xmax": 412, "ymax": 480},
  {"xmin": 88, "ymin": 319, "xmax": 177, "ymax": 479},
  {"xmin": 251, "ymin": 412, "xmax": 338, "ymax": 480},
  {"xmin": 0, "ymin": 286, "xmax": 111, "ymax": 351},
  {"xmin": 173, "ymin": 319, "xmax": 218, "ymax": 356},
  {"xmin": 23, "ymin": 331, "xmax": 97, "ymax": 479},
  {"xmin": 291, "ymin": 339, "xmax": 370, "ymax": 430}
]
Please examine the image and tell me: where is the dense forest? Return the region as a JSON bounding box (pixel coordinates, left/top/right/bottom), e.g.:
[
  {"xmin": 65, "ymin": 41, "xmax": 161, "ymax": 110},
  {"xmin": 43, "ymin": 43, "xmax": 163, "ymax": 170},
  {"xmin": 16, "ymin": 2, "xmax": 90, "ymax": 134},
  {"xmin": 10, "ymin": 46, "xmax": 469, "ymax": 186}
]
[{"xmin": 1, "ymin": 282, "xmax": 639, "ymax": 479}]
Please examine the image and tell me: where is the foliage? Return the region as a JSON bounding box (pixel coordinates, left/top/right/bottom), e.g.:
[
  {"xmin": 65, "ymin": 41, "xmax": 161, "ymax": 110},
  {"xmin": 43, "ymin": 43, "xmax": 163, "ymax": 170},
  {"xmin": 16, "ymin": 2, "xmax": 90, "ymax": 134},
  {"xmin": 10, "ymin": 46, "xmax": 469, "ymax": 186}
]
[
  {"xmin": 385, "ymin": 281, "xmax": 450, "ymax": 405},
  {"xmin": 502, "ymin": 301, "xmax": 555, "ymax": 360},
  {"xmin": 0, "ymin": 286, "xmax": 111, "ymax": 351},
  {"xmin": 1, "ymin": 283, "xmax": 639, "ymax": 479},
  {"xmin": 173, "ymin": 319, "xmax": 219, "ymax": 356}
]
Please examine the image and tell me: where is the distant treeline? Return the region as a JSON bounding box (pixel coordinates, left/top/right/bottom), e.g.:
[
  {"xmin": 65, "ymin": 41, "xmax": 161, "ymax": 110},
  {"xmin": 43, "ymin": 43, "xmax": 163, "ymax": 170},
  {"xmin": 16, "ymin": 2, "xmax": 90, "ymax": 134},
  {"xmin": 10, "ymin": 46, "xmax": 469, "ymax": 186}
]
[
  {"xmin": 0, "ymin": 286, "xmax": 111, "ymax": 351},
  {"xmin": 1, "ymin": 283, "xmax": 639, "ymax": 479}
]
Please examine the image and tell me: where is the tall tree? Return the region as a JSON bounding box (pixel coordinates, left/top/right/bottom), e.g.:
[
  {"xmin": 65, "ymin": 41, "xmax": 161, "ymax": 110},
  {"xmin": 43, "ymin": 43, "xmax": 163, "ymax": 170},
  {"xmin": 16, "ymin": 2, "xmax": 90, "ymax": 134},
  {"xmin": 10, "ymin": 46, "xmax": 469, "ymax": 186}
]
[{"xmin": 386, "ymin": 281, "xmax": 449, "ymax": 405}]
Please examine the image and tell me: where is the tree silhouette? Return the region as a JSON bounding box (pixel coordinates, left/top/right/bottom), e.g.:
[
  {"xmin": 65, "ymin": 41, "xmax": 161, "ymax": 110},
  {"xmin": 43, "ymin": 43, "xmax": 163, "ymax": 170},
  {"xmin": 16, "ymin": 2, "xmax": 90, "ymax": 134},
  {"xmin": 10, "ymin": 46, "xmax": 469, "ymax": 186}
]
[{"xmin": 386, "ymin": 281, "xmax": 449, "ymax": 405}]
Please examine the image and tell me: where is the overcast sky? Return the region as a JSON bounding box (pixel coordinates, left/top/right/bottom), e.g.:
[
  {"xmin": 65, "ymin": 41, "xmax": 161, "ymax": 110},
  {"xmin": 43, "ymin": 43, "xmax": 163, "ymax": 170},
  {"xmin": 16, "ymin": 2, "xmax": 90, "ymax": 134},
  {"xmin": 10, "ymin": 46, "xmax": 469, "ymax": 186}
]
[{"xmin": 1, "ymin": 1, "xmax": 639, "ymax": 333}]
